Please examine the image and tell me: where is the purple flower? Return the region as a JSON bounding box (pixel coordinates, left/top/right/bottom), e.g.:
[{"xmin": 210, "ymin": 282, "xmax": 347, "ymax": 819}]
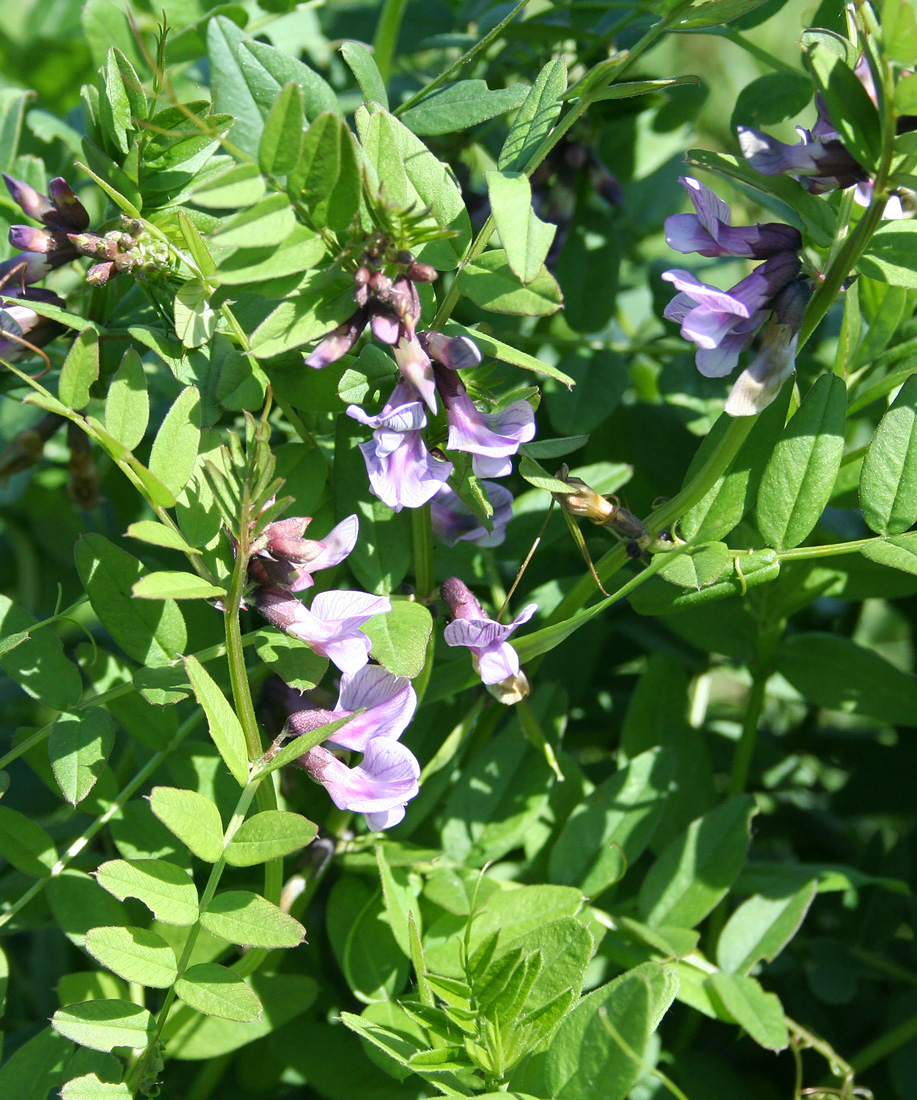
[
  {"xmin": 347, "ymin": 382, "xmax": 453, "ymax": 511},
  {"xmin": 286, "ymin": 664, "xmax": 417, "ymax": 753},
  {"xmin": 441, "ymin": 577, "xmax": 536, "ymax": 703},
  {"xmin": 255, "ymin": 588, "xmax": 391, "ymax": 676},
  {"xmin": 662, "ymin": 251, "xmax": 801, "ymax": 377},
  {"xmin": 431, "ymin": 482, "xmax": 514, "ymax": 547},
  {"xmin": 737, "ymin": 126, "xmax": 865, "ymax": 193},
  {"xmin": 0, "ymin": 286, "xmax": 66, "ymax": 360},
  {"xmin": 419, "ymin": 330, "xmax": 483, "ymax": 371},
  {"xmin": 250, "ymin": 514, "xmax": 358, "ymax": 592},
  {"xmin": 295, "ymin": 738, "xmax": 420, "ymax": 830},
  {"xmin": 305, "ymin": 307, "xmax": 370, "ymax": 369},
  {"xmin": 665, "ymin": 177, "xmax": 802, "ymax": 259},
  {"xmin": 393, "ymin": 333, "xmax": 437, "ymax": 412},
  {"xmin": 725, "ymin": 277, "xmax": 812, "ymax": 417},
  {"xmin": 3, "ymin": 174, "xmax": 89, "ymax": 285},
  {"xmin": 434, "ymin": 366, "xmax": 536, "ymax": 478}
]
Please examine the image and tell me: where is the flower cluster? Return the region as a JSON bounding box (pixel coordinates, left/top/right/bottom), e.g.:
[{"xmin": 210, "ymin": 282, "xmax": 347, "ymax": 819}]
[
  {"xmin": 441, "ymin": 576, "xmax": 536, "ymax": 705},
  {"xmin": 736, "ymin": 56, "xmax": 913, "ymax": 215},
  {"xmin": 284, "ymin": 665, "xmax": 420, "ymax": 832},
  {"xmin": 306, "ymin": 247, "xmax": 533, "ymax": 541},
  {"xmin": 662, "ymin": 176, "xmax": 810, "ymax": 415},
  {"xmin": 247, "ymin": 513, "xmax": 420, "ymax": 830},
  {"xmin": 4, "ymin": 173, "xmax": 169, "ymax": 289}
]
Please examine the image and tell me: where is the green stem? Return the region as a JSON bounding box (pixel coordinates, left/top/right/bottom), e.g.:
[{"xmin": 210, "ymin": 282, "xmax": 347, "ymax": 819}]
[
  {"xmin": 396, "ymin": 0, "xmax": 532, "ymax": 115},
  {"xmin": 372, "ymin": 0, "xmax": 409, "ymax": 85},
  {"xmin": 719, "ymin": 28, "xmax": 806, "ymax": 75},
  {"xmin": 849, "ymin": 1009, "xmax": 917, "ymax": 1073},
  {"xmin": 411, "ymin": 504, "xmax": 435, "ymax": 599},
  {"xmin": 222, "ymin": 526, "xmax": 281, "ymax": 907},
  {"xmin": 726, "ymin": 613, "xmax": 782, "ymax": 798}
]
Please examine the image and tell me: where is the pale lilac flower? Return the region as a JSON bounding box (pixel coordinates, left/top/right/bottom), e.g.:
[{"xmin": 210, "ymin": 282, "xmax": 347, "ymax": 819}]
[
  {"xmin": 430, "ymin": 482, "xmax": 514, "ymax": 547},
  {"xmin": 441, "ymin": 576, "xmax": 536, "ymax": 696},
  {"xmin": 725, "ymin": 277, "xmax": 812, "ymax": 417},
  {"xmin": 665, "ymin": 177, "xmax": 802, "ymax": 259},
  {"xmin": 434, "ymin": 366, "xmax": 536, "ymax": 478},
  {"xmin": 393, "ymin": 333, "xmax": 437, "ymax": 412},
  {"xmin": 251, "ymin": 514, "xmax": 358, "ymax": 592},
  {"xmin": 255, "ymin": 588, "xmax": 391, "ymax": 676},
  {"xmin": 295, "ymin": 738, "xmax": 420, "ymax": 830},
  {"xmin": 347, "ymin": 382, "xmax": 453, "ymax": 511},
  {"xmin": 662, "ymin": 251, "xmax": 801, "ymax": 377},
  {"xmin": 285, "ymin": 664, "xmax": 417, "ymax": 753},
  {"xmin": 419, "ymin": 331, "xmax": 483, "ymax": 371}
]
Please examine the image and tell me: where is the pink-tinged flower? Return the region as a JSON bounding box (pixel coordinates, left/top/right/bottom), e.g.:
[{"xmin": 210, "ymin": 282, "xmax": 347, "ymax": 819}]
[
  {"xmin": 441, "ymin": 577, "xmax": 536, "ymax": 703},
  {"xmin": 286, "ymin": 664, "xmax": 416, "ymax": 753},
  {"xmin": 295, "ymin": 738, "xmax": 420, "ymax": 830},
  {"xmin": 393, "ymin": 333, "xmax": 437, "ymax": 412},
  {"xmin": 662, "ymin": 251, "xmax": 801, "ymax": 377},
  {"xmin": 665, "ymin": 177, "xmax": 802, "ymax": 259},
  {"xmin": 419, "ymin": 331, "xmax": 482, "ymax": 371},
  {"xmin": 725, "ymin": 277, "xmax": 812, "ymax": 417},
  {"xmin": 430, "ymin": 482, "xmax": 514, "ymax": 547},
  {"xmin": 305, "ymin": 306, "xmax": 370, "ymax": 368},
  {"xmin": 250, "ymin": 514, "xmax": 358, "ymax": 592},
  {"xmin": 434, "ymin": 366, "xmax": 535, "ymax": 478},
  {"xmin": 347, "ymin": 382, "xmax": 453, "ymax": 511},
  {"xmin": 255, "ymin": 588, "xmax": 391, "ymax": 676}
]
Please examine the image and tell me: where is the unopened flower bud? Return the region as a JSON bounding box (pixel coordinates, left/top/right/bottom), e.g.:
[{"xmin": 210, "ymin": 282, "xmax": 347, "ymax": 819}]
[
  {"xmin": 305, "ymin": 306, "xmax": 370, "ymax": 368},
  {"xmin": 419, "ymin": 331, "xmax": 482, "ymax": 371},
  {"xmin": 551, "ymin": 465, "xmax": 618, "ymax": 523},
  {"xmin": 3, "ymin": 174, "xmax": 54, "ymax": 222},
  {"xmin": 46, "ymin": 178, "xmax": 89, "ymax": 231},
  {"xmin": 9, "ymin": 226, "xmax": 67, "ymax": 254},
  {"xmin": 395, "ymin": 250, "xmax": 414, "ymax": 266},
  {"xmin": 441, "ymin": 575, "xmax": 485, "ymax": 621},
  {"xmin": 406, "ymin": 261, "xmax": 437, "ymax": 283},
  {"xmin": 86, "ymin": 261, "xmax": 116, "ymax": 286},
  {"xmin": 368, "ymin": 271, "xmax": 392, "ymax": 299}
]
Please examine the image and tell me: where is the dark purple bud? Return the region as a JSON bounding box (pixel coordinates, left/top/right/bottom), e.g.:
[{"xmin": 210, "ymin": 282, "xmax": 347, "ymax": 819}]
[
  {"xmin": 368, "ymin": 271, "xmax": 392, "ymax": 299},
  {"xmin": 405, "ymin": 261, "xmax": 437, "ymax": 283},
  {"xmin": 86, "ymin": 261, "xmax": 116, "ymax": 286},
  {"xmin": 441, "ymin": 576, "xmax": 485, "ymax": 622},
  {"xmin": 305, "ymin": 306, "xmax": 369, "ymax": 369},
  {"xmin": 3, "ymin": 174, "xmax": 53, "ymax": 222},
  {"xmin": 395, "ymin": 250, "xmax": 414, "ymax": 266},
  {"xmin": 46, "ymin": 178, "xmax": 90, "ymax": 231},
  {"xmin": 10, "ymin": 225, "xmax": 70, "ymax": 255}
]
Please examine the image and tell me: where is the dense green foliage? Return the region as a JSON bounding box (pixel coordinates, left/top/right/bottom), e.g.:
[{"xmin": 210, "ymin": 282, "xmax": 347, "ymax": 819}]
[{"xmin": 0, "ymin": 1, "xmax": 917, "ymax": 1098}]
